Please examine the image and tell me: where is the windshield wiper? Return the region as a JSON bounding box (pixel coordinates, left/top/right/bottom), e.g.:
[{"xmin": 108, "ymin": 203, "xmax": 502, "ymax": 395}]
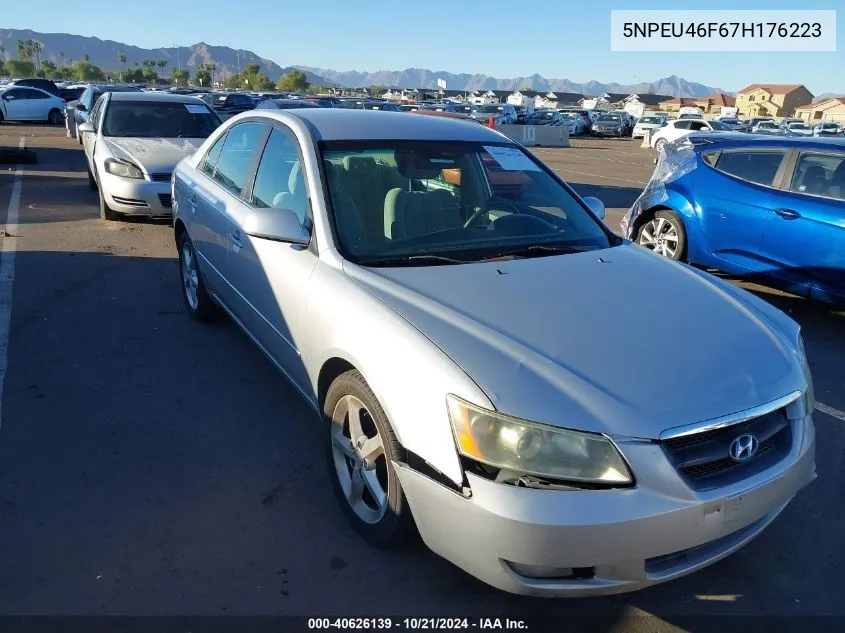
[
  {"xmin": 358, "ymin": 254, "xmax": 467, "ymax": 267},
  {"xmin": 479, "ymin": 243, "xmax": 597, "ymax": 260}
]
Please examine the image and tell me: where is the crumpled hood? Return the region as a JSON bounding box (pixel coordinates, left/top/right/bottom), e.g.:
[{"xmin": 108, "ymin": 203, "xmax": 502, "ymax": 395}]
[
  {"xmin": 345, "ymin": 243, "xmax": 803, "ymax": 439},
  {"xmin": 105, "ymin": 138, "xmax": 205, "ymax": 175}
]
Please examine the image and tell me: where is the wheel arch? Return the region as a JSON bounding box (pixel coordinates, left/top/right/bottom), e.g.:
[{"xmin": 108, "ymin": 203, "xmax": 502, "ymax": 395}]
[
  {"xmin": 632, "ymin": 205, "xmax": 689, "ymax": 261},
  {"xmin": 174, "ymin": 218, "xmax": 188, "ymax": 247}
]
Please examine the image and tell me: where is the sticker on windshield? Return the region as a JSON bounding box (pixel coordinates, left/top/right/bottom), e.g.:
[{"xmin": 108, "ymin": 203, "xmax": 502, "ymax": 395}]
[
  {"xmin": 483, "ymin": 146, "xmax": 540, "ymax": 171},
  {"xmin": 185, "ymin": 104, "xmax": 211, "ymax": 114}
]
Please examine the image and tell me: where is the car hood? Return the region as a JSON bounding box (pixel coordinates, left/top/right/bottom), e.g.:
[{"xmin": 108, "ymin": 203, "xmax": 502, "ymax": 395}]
[
  {"xmin": 344, "ymin": 243, "xmax": 802, "ymax": 439},
  {"xmin": 105, "ymin": 138, "xmax": 205, "ymax": 174}
]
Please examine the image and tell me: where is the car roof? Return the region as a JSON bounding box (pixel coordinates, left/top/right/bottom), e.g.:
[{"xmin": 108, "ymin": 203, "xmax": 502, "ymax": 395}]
[
  {"xmin": 689, "ymin": 132, "xmax": 845, "ymax": 150},
  {"xmin": 107, "ymin": 92, "xmax": 208, "ymax": 103},
  {"xmin": 257, "ymin": 109, "xmax": 510, "ymax": 142}
]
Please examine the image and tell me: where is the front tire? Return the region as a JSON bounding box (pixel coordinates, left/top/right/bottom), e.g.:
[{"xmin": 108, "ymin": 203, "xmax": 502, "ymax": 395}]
[
  {"xmin": 324, "ymin": 370, "xmax": 413, "ymax": 547},
  {"xmin": 636, "ymin": 210, "xmax": 687, "ymax": 261},
  {"xmin": 178, "ymin": 232, "xmax": 219, "ymax": 322},
  {"xmin": 98, "ymin": 184, "xmax": 121, "ymax": 221},
  {"xmin": 654, "ymin": 138, "xmax": 668, "ymax": 153},
  {"xmin": 87, "ymin": 165, "xmax": 97, "ymax": 190}
]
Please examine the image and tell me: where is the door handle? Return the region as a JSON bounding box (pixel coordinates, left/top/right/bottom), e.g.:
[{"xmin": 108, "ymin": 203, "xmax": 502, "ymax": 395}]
[
  {"xmin": 230, "ymin": 230, "xmax": 243, "ymax": 249},
  {"xmin": 774, "ymin": 208, "xmax": 801, "ymax": 220},
  {"xmin": 188, "ymin": 195, "xmax": 197, "ymax": 213}
]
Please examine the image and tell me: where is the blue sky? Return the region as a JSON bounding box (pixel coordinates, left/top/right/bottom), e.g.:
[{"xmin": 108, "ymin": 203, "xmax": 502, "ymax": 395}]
[{"xmin": 3, "ymin": 0, "xmax": 841, "ymax": 93}]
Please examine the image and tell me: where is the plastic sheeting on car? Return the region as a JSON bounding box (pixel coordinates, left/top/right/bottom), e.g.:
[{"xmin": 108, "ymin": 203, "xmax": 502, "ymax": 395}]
[{"xmin": 621, "ymin": 141, "xmax": 699, "ymax": 239}]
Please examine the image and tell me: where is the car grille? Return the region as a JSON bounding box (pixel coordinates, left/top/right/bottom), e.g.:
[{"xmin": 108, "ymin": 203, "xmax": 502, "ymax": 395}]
[
  {"xmin": 149, "ymin": 173, "xmax": 172, "ymax": 182},
  {"xmin": 158, "ymin": 193, "xmax": 173, "ymax": 209},
  {"xmin": 660, "ymin": 408, "xmax": 793, "ymax": 491}
]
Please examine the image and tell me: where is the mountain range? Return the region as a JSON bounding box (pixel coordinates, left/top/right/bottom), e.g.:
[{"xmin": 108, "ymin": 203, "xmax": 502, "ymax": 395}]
[
  {"xmin": 0, "ymin": 29, "xmax": 729, "ymax": 96},
  {"xmin": 296, "ymin": 67, "xmax": 724, "ymax": 97}
]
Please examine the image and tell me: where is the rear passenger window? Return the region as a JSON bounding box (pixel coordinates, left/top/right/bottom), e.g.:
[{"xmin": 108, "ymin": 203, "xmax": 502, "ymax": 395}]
[
  {"xmin": 714, "ymin": 151, "xmax": 785, "ymax": 186},
  {"xmin": 201, "ymin": 133, "xmax": 227, "ymax": 177},
  {"xmin": 212, "ymin": 122, "xmax": 266, "ymax": 195},
  {"xmin": 789, "ymin": 152, "xmax": 845, "ymax": 201}
]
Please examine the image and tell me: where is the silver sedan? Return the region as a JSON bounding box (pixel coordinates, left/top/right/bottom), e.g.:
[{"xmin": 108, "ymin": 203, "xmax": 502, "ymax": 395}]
[
  {"xmin": 172, "ymin": 109, "xmax": 816, "ymax": 597},
  {"xmin": 79, "ymin": 92, "xmax": 222, "ymax": 220}
]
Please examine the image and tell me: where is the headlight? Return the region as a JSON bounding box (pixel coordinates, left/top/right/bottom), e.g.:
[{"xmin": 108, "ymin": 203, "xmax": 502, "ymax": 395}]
[
  {"xmin": 796, "ymin": 334, "xmax": 815, "ymax": 414},
  {"xmin": 104, "ymin": 158, "xmax": 144, "ymax": 179},
  {"xmin": 446, "ymin": 395, "xmax": 633, "ymax": 484}
]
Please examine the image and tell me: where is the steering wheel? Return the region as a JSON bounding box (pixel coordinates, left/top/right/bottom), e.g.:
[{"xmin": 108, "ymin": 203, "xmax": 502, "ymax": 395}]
[{"xmin": 464, "ymin": 196, "xmax": 523, "ymax": 229}]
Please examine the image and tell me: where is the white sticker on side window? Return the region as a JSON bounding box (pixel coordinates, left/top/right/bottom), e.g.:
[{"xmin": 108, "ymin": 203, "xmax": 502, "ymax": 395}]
[
  {"xmin": 483, "ymin": 146, "xmax": 540, "ymax": 171},
  {"xmin": 185, "ymin": 104, "xmax": 211, "ymax": 114}
]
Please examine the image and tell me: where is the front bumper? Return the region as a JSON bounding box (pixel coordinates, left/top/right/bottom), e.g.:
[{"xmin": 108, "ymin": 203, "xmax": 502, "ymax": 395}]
[
  {"xmin": 100, "ymin": 172, "xmax": 173, "ymax": 215},
  {"xmin": 593, "ymin": 128, "xmax": 624, "ymax": 137},
  {"xmin": 396, "ymin": 414, "xmax": 816, "ymax": 597}
]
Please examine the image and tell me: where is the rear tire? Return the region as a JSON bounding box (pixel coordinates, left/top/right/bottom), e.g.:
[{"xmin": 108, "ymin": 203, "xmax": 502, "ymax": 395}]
[
  {"xmin": 48, "ymin": 108, "xmax": 64, "ymax": 125},
  {"xmin": 178, "ymin": 231, "xmax": 220, "ymax": 322},
  {"xmin": 636, "ymin": 210, "xmax": 687, "ymax": 261},
  {"xmin": 324, "ymin": 370, "xmax": 413, "ymax": 548},
  {"xmin": 87, "ymin": 165, "xmax": 97, "ymax": 190},
  {"xmin": 655, "ymin": 138, "xmax": 668, "ymax": 153}
]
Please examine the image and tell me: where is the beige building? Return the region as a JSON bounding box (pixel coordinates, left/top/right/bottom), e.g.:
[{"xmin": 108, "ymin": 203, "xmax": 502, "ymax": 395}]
[
  {"xmin": 795, "ymin": 97, "xmax": 845, "ymax": 123},
  {"xmin": 693, "ymin": 93, "xmax": 736, "ymax": 114},
  {"xmin": 657, "ymin": 97, "xmax": 698, "ymax": 112},
  {"xmin": 735, "ymin": 84, "xmax": 814, "ymax": 118}
]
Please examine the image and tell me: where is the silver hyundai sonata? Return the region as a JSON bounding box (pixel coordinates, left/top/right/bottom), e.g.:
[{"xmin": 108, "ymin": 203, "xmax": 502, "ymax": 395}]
[{"xmin": 171, "ymin": 109, "xmax": 816, "ymax": 597}]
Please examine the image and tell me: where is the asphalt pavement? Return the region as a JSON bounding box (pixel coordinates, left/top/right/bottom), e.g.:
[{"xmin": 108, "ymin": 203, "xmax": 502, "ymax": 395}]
[{"xmin": 0, "ymin": 124, "xmax": 843, "ymax": 632}]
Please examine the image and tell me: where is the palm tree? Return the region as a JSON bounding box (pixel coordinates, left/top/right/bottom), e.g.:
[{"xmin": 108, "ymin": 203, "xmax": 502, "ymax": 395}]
[
  {"xmin": 16, "ymin": 39, "xmax": 27, "ymax": 61},
  {"xmin": 32, "ymin": 41, "xmax": 43, "ymax": 70},
  {"xmin": 59, "ymin": 51, "xmax": 65, "ymax": 67},
  {"xmin": 82, "ymin": 53, "xmax": 90, "ymax": 63},
  {"xmin": 157, "ymin": 60, "xmax": 167, "ymax": 77},
  {"xmin": 118, "ymin": 53, "xmax": 127, "ymax": 80},
  {"xmin": 209, "ymin": 63, "xmax": 217, "ymax": 86}
]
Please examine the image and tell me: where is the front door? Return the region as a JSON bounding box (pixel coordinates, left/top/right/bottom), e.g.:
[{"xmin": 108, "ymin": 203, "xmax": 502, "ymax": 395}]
[
  {"xmin": 225, "ymin": 124, "xmax": 317, "ymax": 398},
  {"xmin": 2, "ymin": 89, "xmax": 32, "ymax": 121},
  {"xmin": 760, "ymin": 150, "xmax": 845, "ymax": 301},
  {"xmin": 697, "ymin": 148, "xmax": 788, "ymax": 271}
]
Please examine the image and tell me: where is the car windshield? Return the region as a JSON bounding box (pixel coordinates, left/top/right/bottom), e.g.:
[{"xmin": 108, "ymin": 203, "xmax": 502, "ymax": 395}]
[
  {"xmin": 758, "ymin": 121, "xmax": 777, "ymax": 128},
  {"xmin": 321, "ymin": 141, "xmax": 617, "ymax": 265},
  {"xmin": 102, "ymin": 101, "xmax": 221, "ymax": 138},
  {"xmin": 476, "ymin": 105, "xmax": 504, "ymax": 113},
  {"xmin": 720, "ymin": 118, "xmax": 739, "ymax": 124},
  {"xmin": 532, "ymin": 111, "xmax": 557, "ymax": 118},
  {"xmin": 789, "ymin": 123, "xmax": 809, "ymax": 130},
  {"xmin": 560, "ymin": 112, "xmax": 579, "ymax": 119},
  {"xmin": 708, "ymin": 121, "xmax": 731, "ymax": 131},
  {"xmin": 597, "ymin": 114, "xmax": 620, "ymax": 122},
  {"xmin": 638, "ymin": 116, "xmax": 662, "ymax": 124}
]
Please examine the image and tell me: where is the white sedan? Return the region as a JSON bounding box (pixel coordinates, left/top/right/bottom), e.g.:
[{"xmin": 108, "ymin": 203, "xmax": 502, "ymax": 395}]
[
  {"xmin": 0, "ymin": 86, "xmax": 66, "ymax": 124},
  {"xmin": 650, "ymin": 118, "xmax": 726, "ymax": 152}
]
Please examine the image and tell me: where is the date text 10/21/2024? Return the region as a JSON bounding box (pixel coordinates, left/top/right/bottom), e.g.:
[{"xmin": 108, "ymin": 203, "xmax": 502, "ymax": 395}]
[{"xmin": 307, "ymin": 618, "xmax": 529, "ymax": 630}]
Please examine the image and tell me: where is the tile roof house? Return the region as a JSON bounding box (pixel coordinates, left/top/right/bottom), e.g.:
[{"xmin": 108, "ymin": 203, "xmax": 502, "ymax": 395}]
[
  {"xmin": 657, "ymin": 97, "xmax": 699, "ymax": 112},
  {"xmin": 693, "ymin": 92, "xmax": 737, "ymax": 114},
  {"xmin": 794, "ymin": 97, "xmax": 845, "ymax": 123},
  {"xmin": 735, "ymin": 84, "xmax": 814, "ymax": 118}
]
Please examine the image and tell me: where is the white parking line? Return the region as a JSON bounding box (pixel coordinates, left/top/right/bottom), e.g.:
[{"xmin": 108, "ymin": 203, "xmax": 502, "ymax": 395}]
[
  {"xmin": 553, "ymin": 166, "xmax": 649, "ymax": 186},
  {"xmin": 0, "ymin": 137, "xmax": 24, "ymax": 431},
  {"xmin": 816, "ymin": 402, "xmax": 845, "ymax": 422}
]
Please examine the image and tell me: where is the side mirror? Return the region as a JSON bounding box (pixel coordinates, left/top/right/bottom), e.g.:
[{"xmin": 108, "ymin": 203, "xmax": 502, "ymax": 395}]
[
  {"xmin": 78, "ymin": 121, "xmax": 95, "ymax": 135},
  {"xmin": 582, "ymin": 196, "xmax": 606, "ymax": 220},
  {"xmin": 243, "ymin": 208, "xmax": 310, "ymax": 245},
  {"xmin": 76, "ymin": 103, "xmax": 87, "ymax": 112}
]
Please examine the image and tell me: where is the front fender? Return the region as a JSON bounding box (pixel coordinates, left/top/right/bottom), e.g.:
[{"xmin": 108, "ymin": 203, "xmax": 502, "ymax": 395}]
[{"xmin": 303, "ymin": 261, "xmax": 491, "ymax": 486}]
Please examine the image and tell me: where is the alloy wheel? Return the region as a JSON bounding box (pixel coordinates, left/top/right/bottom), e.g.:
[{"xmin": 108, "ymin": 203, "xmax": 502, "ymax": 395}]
[
  {"xmin": 181, "ymin": 241, "xmax": 200, "ymax": 310},
  {"xmin": 330, "ymin": 394, "xmax": 389, "ymax": 525},
  {"xmin": 638, "ymin": 217, "xmax": 680, "ymax": 258}
]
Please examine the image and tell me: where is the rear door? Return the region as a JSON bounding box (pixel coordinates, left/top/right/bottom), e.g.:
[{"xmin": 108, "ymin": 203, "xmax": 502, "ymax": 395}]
[
  {"xmin": 760, "ymin": 150, "xmax": 845, "ymax": 300},
  {"xmin": 82, "ymin": 96, "xmax": 106, "ymax": 172},
  {"xmin": 696, "ymin": 148, "xmax": 789, "ymax": 271},
  {"xmin": 191, "ymin": 120, "xmax": 268, "ymax": 306}
]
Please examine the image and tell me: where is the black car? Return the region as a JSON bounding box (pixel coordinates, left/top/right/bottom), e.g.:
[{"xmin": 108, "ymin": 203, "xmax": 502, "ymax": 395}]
[
  {"xmin": 525, "ymin": 109, "xmax": 564, "ymax": 126},
  {"xmin": 337, "ymin": 100, "xmax": 401, "ymax": 111},
  {"xmin": 591, "ymin": 113, "xmax": 631, "ymax": 137},
  {"xmin": 5, "ymin": 77, "xmax": 62, "ymax": 96},
  {"xmin": 300, "ymin": 96, "xmax": 341, "ymax": 108},
  {"xmin": 208, "ymin": 92, "xmax": 257, "ymax": 116},
  {"xmin": 255, "ymin": 98, "xmax": 322, "ymax": 110}
]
